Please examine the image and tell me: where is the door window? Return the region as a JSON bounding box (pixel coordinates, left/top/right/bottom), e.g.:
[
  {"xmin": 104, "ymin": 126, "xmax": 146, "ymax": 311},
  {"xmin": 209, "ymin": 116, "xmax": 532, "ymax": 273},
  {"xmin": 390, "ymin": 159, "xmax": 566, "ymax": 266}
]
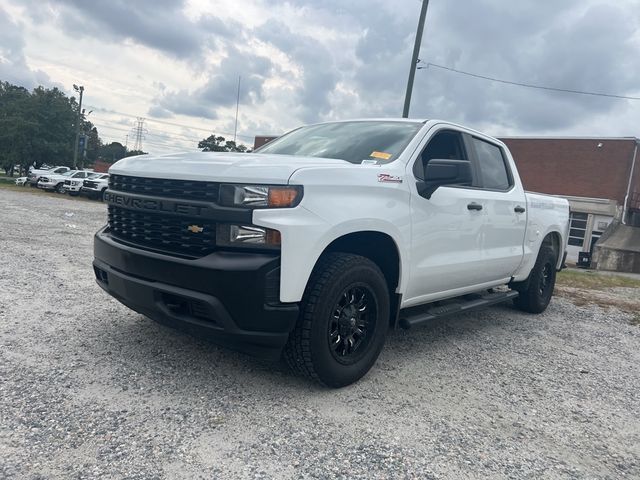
[
  {"xmin": 414, "ymin": 130, "xmax": 468, "ymax": 179},
  {"xmin": 472, "ymin": 138, "xmax": 512, "ymax": 190}
]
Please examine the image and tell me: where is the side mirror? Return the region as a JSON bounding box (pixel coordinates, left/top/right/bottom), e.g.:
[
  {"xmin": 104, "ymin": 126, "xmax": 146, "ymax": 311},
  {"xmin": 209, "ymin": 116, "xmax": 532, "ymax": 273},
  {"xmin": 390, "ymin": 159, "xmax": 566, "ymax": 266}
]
[{"xmin": 417, "ymin": 159, "xmax": 472, "ymax": 199}]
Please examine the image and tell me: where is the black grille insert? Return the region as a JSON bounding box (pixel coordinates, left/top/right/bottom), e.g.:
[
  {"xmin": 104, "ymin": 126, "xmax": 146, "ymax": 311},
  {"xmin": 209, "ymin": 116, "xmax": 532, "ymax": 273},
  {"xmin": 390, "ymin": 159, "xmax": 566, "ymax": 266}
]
[
  {"xmin": 84, "ymin": 180, "xmax": 99, "ymax": 188},
  {"xmin": 109, "ymin": 174, "xmax": 220, "ymax": 202},
  {"xmin": 108, "ymin": 205, "xmax": 215, "ymax": 257}
]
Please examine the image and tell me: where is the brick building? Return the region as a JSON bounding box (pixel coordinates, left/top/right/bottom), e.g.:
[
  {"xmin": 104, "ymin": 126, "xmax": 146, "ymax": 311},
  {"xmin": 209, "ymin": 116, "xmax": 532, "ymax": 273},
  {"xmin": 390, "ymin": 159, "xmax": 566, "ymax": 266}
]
[
  {"xmin": 253, "ymin": 136, "xmax": 278, "ymax": 150},
  {"xmin": 500, "ymin": 137, "xmax": 639, "ymax": 264}
]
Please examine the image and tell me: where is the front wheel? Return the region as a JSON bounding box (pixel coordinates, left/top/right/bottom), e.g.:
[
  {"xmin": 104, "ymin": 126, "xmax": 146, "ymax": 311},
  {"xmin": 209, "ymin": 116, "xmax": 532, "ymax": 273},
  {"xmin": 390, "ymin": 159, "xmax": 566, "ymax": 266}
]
[
  {"xmin": 284, "ymin": 253, "xmax": 389, "ymax": 387},
  {"xmin": 512, "ymin": 245, "xmax": 557, "ymax": 313},
  {"xmin": 54, "ymin": 183, "xmax": 64, "ymax": 193}
]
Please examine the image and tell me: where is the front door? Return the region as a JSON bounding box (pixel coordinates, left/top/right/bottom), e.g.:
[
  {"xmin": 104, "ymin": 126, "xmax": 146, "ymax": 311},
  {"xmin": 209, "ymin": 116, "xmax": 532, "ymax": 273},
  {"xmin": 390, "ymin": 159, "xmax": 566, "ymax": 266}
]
[{"xmin": 405, "ymin": 129, "xmax": 490, "ymax": 305}]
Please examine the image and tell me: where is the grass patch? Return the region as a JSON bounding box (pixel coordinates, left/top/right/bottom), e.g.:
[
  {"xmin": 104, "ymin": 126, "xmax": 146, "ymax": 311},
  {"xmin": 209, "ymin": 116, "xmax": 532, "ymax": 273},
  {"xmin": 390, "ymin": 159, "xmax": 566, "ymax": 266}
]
[
  {"xmin": 0, "ymin": 182, "xmax": 33, "ymax": 191},
  {"xmin": 556, "ymin": 270, "xmax": 640, "ymax": 290},
  {"xmin": 555, "ymin": 270, "xmax": 640, "ymax": 325},
  {"xmin": 0, "ymin": 181, "xmax": 95, "ymax": 203}
]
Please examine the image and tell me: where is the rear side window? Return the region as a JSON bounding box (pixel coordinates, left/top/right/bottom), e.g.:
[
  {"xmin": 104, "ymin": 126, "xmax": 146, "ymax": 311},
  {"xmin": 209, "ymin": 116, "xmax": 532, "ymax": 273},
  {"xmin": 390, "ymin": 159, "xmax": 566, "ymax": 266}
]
[{"xmin": 473, "ymin": 138, "xmax": 511, "ymax": 190}]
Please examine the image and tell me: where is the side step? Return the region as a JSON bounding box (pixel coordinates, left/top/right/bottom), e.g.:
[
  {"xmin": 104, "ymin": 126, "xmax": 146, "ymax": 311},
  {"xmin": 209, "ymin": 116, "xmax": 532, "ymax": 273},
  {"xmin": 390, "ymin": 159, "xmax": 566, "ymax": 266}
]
[{"xmin": 398, "ymin": 290, "xmax": 519, "ymax": 330}]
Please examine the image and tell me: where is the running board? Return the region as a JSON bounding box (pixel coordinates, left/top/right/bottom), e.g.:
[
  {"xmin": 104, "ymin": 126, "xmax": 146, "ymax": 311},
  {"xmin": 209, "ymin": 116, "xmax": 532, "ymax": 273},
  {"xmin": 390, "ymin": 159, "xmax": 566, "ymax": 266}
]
[{"xmin": 398, "ymin": 290, "xmax": 519, "ymax": 330}]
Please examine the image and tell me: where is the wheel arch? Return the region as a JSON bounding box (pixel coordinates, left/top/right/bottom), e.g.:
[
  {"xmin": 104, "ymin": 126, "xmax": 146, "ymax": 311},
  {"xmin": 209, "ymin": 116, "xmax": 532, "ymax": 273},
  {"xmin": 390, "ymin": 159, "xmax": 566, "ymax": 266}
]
[
  {"xmin": 315, "ymin": 231, "xmax": 403, "ymax": 328},
  {"xmin": 541, "ymin": 230, "xmax": 564, "ymax": 270}
]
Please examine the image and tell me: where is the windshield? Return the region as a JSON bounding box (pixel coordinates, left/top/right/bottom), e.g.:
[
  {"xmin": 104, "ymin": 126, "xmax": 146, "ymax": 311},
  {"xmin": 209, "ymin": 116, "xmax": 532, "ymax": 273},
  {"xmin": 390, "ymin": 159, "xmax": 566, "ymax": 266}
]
[
  {"xmin": 255, "ymin": 121, "xmax": 424, "ymax": 164},
  {"xmin": 61, "ymin": 170, "xmax": 76, "ymax": 177}
]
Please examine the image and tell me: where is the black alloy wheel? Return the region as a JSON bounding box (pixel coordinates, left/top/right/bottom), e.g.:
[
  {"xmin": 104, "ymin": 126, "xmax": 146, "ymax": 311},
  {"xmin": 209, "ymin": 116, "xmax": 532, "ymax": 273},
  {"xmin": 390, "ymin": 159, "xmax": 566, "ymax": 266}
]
[{"xmin": 328, "ymin": 285, "xmax": 376, "ymax": 364}]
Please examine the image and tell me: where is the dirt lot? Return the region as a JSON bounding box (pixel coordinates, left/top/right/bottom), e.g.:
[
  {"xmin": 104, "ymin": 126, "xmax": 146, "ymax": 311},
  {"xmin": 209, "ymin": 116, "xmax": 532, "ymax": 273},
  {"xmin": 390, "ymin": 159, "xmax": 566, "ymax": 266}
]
[{"xmin": 1, "ymin": 187, "xmax": 639, "ymax": 479}]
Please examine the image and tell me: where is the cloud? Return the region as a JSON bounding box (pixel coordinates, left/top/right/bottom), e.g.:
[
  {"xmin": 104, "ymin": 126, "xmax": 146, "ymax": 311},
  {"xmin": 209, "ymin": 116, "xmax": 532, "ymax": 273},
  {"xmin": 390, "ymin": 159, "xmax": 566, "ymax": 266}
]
[
  {"xmin": 408, "ymin": 0, "xmax": 640, "ymax": 133},
  {"xmin": 255, "ymin": 19, "xmax": 338, "ymax": 122},
  {"xmin": 40, "ymin": 0, "xmax": 222, "ymax": 60},
  {"xmin": 150, "ymin": 45, "xmax": 274, "ymax": 119},
  {"xmin": 0, "ymin": 8, "xmax": 53, "ymax": 89},
  {"xmin": 3, "ymin": 0, "xmax": 640, "ymax": 146}
]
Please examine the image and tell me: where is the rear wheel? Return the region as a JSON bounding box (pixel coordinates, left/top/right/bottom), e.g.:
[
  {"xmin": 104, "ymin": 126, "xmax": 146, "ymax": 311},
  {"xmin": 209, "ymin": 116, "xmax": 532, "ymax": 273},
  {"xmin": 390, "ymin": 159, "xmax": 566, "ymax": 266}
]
[
  {"xmin": 284, "ymin": 253, "xmax": 389, "ymax": 387},
  {"xmin": 513, "ymin": 245, "xmax": 557, "ymax": 313}
]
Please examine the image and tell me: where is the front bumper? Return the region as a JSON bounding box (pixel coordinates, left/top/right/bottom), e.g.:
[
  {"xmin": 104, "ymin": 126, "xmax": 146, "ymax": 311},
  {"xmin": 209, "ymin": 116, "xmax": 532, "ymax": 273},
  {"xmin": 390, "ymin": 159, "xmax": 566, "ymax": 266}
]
[
  {"xmin": 63, "ymin": 184, "xmax": 82, "ymax": 192},
  {"xmin": 93, "ymin": 227, "xmax": 298, "ymax": 358}
]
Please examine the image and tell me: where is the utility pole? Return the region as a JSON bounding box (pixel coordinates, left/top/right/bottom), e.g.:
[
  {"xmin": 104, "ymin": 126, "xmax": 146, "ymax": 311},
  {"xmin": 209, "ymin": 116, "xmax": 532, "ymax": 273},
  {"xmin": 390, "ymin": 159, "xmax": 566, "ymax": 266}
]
[
  {"xmin": 124, "ymin": 134, "xmax": 129, "ymax": 152},
  {"xmin": 233, "ymin": 76, "xmax": 241, "ymax": 145},
  {"xmin": 72, "ymin": 84, "xmax": 84, "ymax": 168},
  {"xmin": 402, "ymin": 0, "xmax": 430, "ymax": 118}
]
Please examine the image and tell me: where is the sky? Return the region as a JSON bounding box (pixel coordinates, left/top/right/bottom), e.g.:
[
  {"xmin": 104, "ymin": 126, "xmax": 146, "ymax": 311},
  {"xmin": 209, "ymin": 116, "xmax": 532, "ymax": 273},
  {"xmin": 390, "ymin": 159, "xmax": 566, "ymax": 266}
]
[{"xmin": 1, "ymin": 0, "xmax": 639, "ymax": 154}]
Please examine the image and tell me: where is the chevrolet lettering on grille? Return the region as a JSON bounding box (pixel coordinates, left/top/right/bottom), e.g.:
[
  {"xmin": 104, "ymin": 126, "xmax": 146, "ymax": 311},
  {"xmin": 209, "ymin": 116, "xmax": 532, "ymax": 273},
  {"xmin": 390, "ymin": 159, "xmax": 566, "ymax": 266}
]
[{"xmin": 104, "ymin": 191, "xmax": 206, "ymax": 216}]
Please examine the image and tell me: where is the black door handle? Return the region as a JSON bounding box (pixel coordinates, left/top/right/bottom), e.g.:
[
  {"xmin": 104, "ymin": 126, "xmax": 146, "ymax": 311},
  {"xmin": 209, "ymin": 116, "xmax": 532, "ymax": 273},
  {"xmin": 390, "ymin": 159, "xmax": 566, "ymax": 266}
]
[
  {"xmin": 467, "ymin": 202, "xmax": 483, "ymax": 211},
  {"xmin": 514, "ymin": 206, "xmax": 526, "ymax": 213}
]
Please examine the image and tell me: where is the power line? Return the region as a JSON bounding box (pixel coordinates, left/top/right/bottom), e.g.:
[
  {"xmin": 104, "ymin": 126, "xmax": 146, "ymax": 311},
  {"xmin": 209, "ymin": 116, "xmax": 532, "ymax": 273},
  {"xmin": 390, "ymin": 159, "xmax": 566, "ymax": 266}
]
[
  {"xmin": 93, "ymin": 122, "xmax": 201, "ymax": 143},
  {"xmin": 420, "ymin": 62, "xmax": 640, "ymax": 101},
  {"xmin": 94, "ymin": 123, "xmax": 202, "ymax": 145},
  {"xmin": 85, "ymin": 104, "xmax": 254, "ymax": 139}
]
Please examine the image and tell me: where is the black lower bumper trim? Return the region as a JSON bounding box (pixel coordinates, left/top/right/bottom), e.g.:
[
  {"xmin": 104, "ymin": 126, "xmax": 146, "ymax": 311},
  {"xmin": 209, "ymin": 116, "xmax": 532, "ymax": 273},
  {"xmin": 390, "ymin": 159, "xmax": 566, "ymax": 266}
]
[{"xmin": 93, "ymin": 228, "xmax": 299, "ymax": 358}]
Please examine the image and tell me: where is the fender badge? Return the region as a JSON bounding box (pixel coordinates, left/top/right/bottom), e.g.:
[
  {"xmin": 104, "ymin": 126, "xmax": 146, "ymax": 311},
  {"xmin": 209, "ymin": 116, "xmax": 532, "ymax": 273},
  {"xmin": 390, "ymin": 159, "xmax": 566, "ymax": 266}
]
[
  {"xmin": 187, "ymin": 225, "xmax": 204, "ymax": 233},
  {"xmin": 377, "ymin": 173, "xmax": 403, "ymax": 183}
]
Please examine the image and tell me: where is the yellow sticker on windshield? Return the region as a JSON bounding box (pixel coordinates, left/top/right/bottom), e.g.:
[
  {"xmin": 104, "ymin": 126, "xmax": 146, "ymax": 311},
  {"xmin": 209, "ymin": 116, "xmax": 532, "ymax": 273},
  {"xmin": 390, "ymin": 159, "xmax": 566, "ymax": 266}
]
[{"xmin": 370, "ymin": 151, "xmax": 392, "ymax": 160}]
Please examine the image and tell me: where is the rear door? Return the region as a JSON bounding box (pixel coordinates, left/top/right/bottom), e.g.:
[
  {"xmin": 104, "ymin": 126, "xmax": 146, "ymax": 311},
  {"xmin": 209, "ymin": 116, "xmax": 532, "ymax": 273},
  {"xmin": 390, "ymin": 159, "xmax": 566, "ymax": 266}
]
[{"xmin": 467, "ymin": 136, "xmax": 527, "ymax": 279}]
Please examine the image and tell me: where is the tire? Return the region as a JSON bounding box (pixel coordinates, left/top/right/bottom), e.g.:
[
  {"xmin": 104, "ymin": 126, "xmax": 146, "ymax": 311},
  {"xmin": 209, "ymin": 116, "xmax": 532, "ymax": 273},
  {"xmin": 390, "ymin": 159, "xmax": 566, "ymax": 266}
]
[
  {"xmin": 69, "ymin": 192, "xmax": 79, "ymax": 197},
  {"xmin": 513, "ymin": 245, "xmax": 557, "ymax": 313},
  {"xmin": 284, "ymin": 253, "xmax": 389, "ymax": 387},
  {"xmin": 54, "ymin": 183, "xmax": 64, "ymax": 193},
  {"xmin": 100, "ymin": 189, "xmax": 107, "ymax": 202}
]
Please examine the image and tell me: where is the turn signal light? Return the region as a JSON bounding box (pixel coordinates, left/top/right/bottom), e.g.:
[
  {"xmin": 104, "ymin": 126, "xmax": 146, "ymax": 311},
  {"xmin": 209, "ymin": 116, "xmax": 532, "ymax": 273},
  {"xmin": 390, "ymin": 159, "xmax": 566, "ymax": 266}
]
[{"xmin": 268, "ymin": 187, "xmax": 301, "ymax": 208}]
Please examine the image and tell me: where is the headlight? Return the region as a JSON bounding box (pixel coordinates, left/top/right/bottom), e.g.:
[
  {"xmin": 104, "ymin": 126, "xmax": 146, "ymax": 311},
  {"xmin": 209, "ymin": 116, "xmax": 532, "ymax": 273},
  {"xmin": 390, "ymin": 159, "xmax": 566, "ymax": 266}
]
[
  {"xmin": 216, "ymin": 224, "xmax": 281, "ymax": 249},
  {"xmin": 219, "ymin": 184, "xmax": 302, "ymax": 208}
]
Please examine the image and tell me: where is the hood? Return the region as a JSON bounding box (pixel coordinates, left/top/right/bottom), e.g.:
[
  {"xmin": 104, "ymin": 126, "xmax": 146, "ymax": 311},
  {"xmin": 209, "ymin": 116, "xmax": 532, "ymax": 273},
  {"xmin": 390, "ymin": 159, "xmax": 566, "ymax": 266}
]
[{"xmin": 109, "ymin": 152, "xmax": 350, "ymax": 184}]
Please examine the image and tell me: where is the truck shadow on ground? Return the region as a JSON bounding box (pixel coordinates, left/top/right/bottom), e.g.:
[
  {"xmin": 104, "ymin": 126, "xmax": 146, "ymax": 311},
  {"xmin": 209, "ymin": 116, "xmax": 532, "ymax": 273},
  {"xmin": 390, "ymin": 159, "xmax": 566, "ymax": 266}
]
[{"xmin": 84, "ymin": 301, "xmax": 530, "ymax": 395}]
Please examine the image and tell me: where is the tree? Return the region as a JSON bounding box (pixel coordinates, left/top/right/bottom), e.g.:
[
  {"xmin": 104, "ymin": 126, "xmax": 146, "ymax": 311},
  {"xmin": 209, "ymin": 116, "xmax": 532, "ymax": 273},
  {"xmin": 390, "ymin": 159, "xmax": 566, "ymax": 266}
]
[
  {"xmin": 0, "ymin": 81, "xmax": 95, "ymax": 175},
  {"xmin": 98, "ymin": 142, "xmax": 127, "ymax": 162},
  {"xmin": 198, "ymin": 135, "xmax": 250, "ymax": 153},
  {"xmin": 125, "ymin": 150, "xmax": 147, "ymax": 157},
  {"xmin": 0, "ymin": 82, "xmax": 33, "ymax": 175},
  {"xmin": 84, "ymin": 124, "xmax": 102, "ymax": 164}
]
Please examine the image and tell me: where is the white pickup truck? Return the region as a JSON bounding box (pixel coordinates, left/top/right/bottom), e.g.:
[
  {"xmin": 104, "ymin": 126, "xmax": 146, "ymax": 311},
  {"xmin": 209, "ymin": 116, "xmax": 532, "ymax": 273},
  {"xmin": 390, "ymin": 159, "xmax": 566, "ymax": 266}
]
[{"xmin": 93, "ymin": 119, "xmax": 569, "ymax": 387}]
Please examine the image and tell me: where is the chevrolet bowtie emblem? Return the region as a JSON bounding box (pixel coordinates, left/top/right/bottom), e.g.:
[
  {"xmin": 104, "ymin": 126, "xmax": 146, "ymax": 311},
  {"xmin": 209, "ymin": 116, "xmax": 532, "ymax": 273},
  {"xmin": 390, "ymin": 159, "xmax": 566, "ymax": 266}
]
[{"xmin": 187, "ymin": 225, "xmax": 204, "ymax": 233}]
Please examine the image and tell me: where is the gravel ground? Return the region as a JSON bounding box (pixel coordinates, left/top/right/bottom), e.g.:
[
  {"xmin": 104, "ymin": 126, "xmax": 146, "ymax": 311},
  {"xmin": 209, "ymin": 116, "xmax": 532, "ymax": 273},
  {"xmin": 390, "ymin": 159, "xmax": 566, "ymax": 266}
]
[{"xmin": 1, "ymin": 187, "xmax": 639, "ymax": 479}]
